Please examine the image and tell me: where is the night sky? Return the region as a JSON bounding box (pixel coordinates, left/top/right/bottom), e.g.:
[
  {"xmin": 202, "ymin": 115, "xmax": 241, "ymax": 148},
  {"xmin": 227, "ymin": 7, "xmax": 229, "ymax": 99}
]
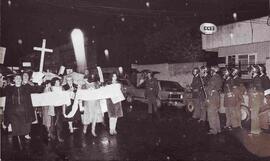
[{"xmin": 1, "ymin": 0, "xmax": 269, "ymax": 67}]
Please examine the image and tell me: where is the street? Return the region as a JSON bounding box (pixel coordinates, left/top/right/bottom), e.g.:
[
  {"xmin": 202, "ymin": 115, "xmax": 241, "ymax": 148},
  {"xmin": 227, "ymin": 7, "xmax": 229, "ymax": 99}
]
[{"xmin": 2, "ymin": 102, "xmax": 270, "ymax": 161}]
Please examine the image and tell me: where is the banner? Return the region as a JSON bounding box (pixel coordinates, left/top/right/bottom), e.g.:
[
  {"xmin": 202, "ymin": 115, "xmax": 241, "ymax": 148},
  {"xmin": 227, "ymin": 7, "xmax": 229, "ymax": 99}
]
[
  {"xmin": 0, "ymin": 97, "xmax": 6, "ymax": 111},
  {"xmin": 31, "ymin": 91, "xmax": 71, "ymax": 107},
  {"xmin": 66, "ymin": 83, "xmax": 125, "ymax": 118},
  {"xmin": 0, "ymin": 47, "xmax": 6, "ymax": 64}
]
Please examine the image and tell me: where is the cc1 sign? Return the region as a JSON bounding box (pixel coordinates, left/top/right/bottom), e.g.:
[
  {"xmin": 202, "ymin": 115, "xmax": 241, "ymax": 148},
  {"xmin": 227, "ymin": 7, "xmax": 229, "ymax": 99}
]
[{"xmin": 200, "ymin": 23, "xmax": 217, "ymax": 35}]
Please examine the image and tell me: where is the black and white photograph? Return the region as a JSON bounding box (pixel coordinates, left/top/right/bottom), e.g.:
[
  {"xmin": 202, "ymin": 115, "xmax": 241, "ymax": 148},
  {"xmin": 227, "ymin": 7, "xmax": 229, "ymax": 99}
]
[{"xmin": 0, "ymin": 0, "xmax": 270, "ymax": 160}]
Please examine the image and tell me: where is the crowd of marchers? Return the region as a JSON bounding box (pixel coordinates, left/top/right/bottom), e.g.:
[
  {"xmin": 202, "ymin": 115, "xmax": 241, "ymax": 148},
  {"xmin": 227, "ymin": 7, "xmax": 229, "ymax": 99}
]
[
  {"xmin": 190, "ymin": 65, "xmax": 270, "ymax": 135},
  {"xmin": 0, "ymin": 69, "xmax": 126, "ymax": 143}
]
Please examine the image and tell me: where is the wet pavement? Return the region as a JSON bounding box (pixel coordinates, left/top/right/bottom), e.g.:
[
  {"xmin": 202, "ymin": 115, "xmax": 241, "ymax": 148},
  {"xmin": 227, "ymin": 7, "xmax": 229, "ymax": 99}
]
[{"xmin": 2, "ymin": 102, "xmax": 270, "ymax": 161}]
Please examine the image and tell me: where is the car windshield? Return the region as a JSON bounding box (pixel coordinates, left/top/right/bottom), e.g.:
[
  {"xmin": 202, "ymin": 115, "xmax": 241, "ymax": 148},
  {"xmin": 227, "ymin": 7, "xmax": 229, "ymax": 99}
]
[{"xmin": 160, "ymin": 81, "xmax": 184, "ymax": 92}]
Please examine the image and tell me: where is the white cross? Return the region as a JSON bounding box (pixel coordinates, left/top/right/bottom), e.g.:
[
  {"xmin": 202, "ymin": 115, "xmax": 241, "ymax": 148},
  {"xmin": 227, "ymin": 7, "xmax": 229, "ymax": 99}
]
[{"xmin": 33, "ymin": 39, "xmax": 53, "ymax": 72}]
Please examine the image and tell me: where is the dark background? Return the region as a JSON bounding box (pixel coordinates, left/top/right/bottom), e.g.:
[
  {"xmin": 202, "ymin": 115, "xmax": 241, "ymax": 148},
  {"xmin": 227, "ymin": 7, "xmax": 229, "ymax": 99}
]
[{"xmin": 1, "ymin": 0, "xmax": 269, "ymax": 67}]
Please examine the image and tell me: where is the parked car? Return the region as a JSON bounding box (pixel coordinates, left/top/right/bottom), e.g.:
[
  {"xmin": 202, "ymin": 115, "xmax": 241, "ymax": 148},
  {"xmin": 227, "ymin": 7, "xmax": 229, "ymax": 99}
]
[{"xmin": 119, "ymin": 79, "xmax": 185, "ymax": 107}]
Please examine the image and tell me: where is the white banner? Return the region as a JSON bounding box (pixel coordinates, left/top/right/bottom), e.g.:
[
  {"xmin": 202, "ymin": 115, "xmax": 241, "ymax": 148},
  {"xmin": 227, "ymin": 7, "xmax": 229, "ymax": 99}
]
[
  {"xmin": 0, "ymin": 47, "xmax": 6, "ymax": 64},
  {"xmin": 66, "ymin": 83, "xmax": 125, "ymax": 118},
  {"xmin": 31, "ymin": 91, "xmax": 71, "ymax": 107},
  {"xmin": 0, "ymin": 97, "xmax": 6, "ymax": 111}
]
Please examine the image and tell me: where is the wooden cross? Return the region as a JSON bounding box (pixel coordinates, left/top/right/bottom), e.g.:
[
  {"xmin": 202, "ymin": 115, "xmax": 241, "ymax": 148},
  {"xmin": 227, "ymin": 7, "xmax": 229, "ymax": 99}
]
[{"xmin": 33, "ymin": 39, "xmax": 53, "ymax": 72}]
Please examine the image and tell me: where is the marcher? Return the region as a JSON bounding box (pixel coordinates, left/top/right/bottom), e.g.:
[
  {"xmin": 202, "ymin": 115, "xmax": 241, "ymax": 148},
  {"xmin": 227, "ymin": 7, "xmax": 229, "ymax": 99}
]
[
  {"xmin": 190, "ymin": 67, "xmax": 203, "ymax": 120},
  {"xmin": 107, "ymin": 73, "xmax": 124, "ymax": 135},
  {"xmin": 63, "ymin": 76, "xmax": 81, "ymax": 133},
  {"xmin": 42, "ymin": 80, "xmax": 55, "ymax": 139},
  {"xmin": 82, "ymin": 74, "xmax": 103, "ymax": 137},
  {"xmin": 205, "ymin": 66, "xmax": 223, "ymax": 135},
  {"xmin": 248, "ymin": 65, "xmax": 264, "ymax": 135},
  {"xmin": 198, "ymin": 66, "xmax": 210, "ymax": 122},
  {"xmin": 4, "ymin": 74, "xmax": 36, "ymax": 139},
  {"xmin": 51, "ymin": 77, "xmax": 64, "ymax": 142}
]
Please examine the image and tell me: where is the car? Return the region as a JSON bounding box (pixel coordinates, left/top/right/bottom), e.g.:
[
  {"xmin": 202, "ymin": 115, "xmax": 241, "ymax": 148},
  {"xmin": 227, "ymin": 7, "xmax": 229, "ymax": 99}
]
[{"xmin": 120, "ymin": 79, "xmax": 185, "ymax": 107}]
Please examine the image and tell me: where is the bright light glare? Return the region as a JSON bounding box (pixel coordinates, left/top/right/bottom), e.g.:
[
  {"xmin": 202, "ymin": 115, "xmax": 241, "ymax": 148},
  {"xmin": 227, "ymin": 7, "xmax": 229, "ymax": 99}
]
[{"xmin": 71, "ymin": 29, "xmax": 87, "ymax": 73}]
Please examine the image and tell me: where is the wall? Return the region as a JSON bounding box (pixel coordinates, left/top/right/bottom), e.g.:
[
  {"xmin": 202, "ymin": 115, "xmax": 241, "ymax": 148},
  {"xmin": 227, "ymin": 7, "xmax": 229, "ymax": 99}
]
[
  {"xmin": 202, "ymin": 16, "xmax": 270, "ymax": 51},
  {"xmin": 132, "ymin": 62, "xmax": 206, "ymax": 87},
  {"xmin": 218, "ymin": 41, "xmax": 270, "ymax": 64}
]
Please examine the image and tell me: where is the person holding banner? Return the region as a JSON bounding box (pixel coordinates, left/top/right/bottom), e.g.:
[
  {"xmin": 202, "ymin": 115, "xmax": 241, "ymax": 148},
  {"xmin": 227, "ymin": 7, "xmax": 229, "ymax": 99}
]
[
  {"xmin": 63, "ymin": 76, "xmax": 80, "ymax": 133},
  {"xmin": 107, "ymin": 73, "xmax": 124, "ymax": 135},
  {"xmin": 41, "ymin": 80, "xmax": 55, "ymax": 140},
  {"xmin": 3, "ymin": 74, "xmax": 36, "ymax": 139},
  {"xmin": 51, "ymin": 77, "xmax": 65, "ymax": 142},
  {"xmin": 82, "ymin": 74, "xmax": 103, "ymax": 137}
]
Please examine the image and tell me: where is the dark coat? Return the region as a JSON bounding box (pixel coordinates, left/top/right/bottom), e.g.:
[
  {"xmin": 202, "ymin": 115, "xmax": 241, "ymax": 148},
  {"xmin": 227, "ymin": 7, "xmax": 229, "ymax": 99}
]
[
  {"xmin": 260, "ymin": 74, "xmax": 270, "ymax": 91},
  {"xmin": 206, "ymin": 74, "xmax": 223, "ymax": 108},
  {"xmin": 191, "ymin": 75, "xmax": 203, "ymax": 98},
  {"xmin": 145, "ymin": 78, "xmax": 159, "ymax": 99}
]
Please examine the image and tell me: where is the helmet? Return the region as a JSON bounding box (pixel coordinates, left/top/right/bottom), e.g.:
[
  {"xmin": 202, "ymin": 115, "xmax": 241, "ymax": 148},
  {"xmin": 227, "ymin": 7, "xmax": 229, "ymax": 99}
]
[
  {"xmin": 211, "ymin": 66, "xmax": 220, "ymax": 73},
  {"xmin": 258, "ymin": 64, "xmax": 266, "ymax": 74},
  {"xmin": 231, "ymin": 67, "xmax": 240, "ymax": 76},
  {"xmin": 192, "ymin": 67, "xmax": 200, "ymax": 76}
]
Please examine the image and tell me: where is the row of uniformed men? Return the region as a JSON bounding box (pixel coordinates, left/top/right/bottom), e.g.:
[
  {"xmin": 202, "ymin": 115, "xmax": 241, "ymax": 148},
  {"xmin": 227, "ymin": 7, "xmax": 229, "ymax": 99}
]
[{"xmin": 191, "ymin": 65, "xmax": 270, "ymax": 135}]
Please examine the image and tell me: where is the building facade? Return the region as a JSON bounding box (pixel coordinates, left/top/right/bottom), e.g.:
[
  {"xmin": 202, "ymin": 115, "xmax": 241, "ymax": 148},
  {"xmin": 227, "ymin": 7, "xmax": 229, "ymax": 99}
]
[{"xmin": 202, "ymin": 16, "xmax": 270, "ymax": 78}]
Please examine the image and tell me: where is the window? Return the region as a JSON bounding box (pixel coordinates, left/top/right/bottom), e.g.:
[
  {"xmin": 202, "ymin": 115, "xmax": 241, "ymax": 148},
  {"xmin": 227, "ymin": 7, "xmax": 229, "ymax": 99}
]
[{"xmin": 236, "ymin": 53, "xmax": 257, "ymax": 75}]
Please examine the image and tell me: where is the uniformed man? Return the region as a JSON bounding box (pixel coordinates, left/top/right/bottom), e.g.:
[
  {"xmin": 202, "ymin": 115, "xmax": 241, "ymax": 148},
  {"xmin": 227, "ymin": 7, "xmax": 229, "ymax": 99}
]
[
  {"xmin": 191, "ymin": 67, "xmax": 203, "ymax": 120},
  {"xmin": 198, "ymin": 66, "xmax": 210, "ymax": 122},
  {"xmin": 249, "ymin": 65, "xmax": 264, "ymax": 134},
  {"xmin": 144, "ymin": 71, "xmax": 160, "ymax": 118},
  {"xmin": 231, "ymin": 67, "xmax": 244, "ymax": 128},
  {"xmin": 259, "ymin": 89, "xmax": 270, "ymax": 131},
  {"xmin": 223, "ymin": 68, "xmax": 234, "ymax": 129},
  {"xmin": 258, "ymin": 64, "xmax": 270, "ymax": 91},
  {"xmin": 205, "ymin": 66, "xmax": 223, "ymax": 135}
]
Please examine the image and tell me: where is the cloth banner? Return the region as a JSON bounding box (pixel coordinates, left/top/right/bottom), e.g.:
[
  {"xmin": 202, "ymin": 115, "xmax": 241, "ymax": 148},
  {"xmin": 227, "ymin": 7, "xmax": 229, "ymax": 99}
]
[
  {"xmin": 31, "ymin": 91, "xmax": 71, "ymax": 107},
  {"xmin": 66, "ymin": 83, "xmax": 125, "ymax": 118},
  {"xmin": 0, "ymin": 97, "xmax": 6, "ymax": 112},
  {"xmin": 100, "ymin": 99, "xmax": 108, "ymax": 113},
  {"xmin": 0, "ymin": 47, "xmax": 6, "ymax": 64}
]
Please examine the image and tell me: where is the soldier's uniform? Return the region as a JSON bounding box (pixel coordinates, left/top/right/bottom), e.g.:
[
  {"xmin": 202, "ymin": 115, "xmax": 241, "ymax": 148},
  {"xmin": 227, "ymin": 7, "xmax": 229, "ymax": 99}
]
[
  {"xmin": 249, "ymin": 66, "xmax": 264, "ymax": 134},
  {"xmin": 259, "ymin": 94, "xmax": 270, "ymax": 130},
  {"xmin": 145, "ymin": 76, "xmax": 159, "ymax": 115},
  {"xmin": 199, "ymin": 68, "xmax": 210, "ymax": 122},
  {"xmin": 223, "ymin": 74, "xmax": 234, "ymax": 128},
  {"xmin": 231, "ymin": 75, "xmax": 245, "ymax": 128},
  {"xmin": 206, "ymin": 68, "xmax": 223, "ymax": 134},
  {"xmin": 191, "ymin": 69, "xmax": 203, "ymax": 119}
]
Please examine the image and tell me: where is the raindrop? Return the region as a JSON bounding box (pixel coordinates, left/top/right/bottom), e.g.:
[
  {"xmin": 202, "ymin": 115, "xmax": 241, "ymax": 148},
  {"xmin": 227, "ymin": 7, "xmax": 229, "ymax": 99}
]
[
  {"xmin": 121, "ymin": 17, "xmax": 125, "ymax": 22},
  {"xmin": 185, "ymin": 2, "xmax": 188, "ymax": 6},
  {"xmin": 92, "ymin": 40, "xmax": 95, "ymax": 44},
  {"xmin": 166, "ymin": 156, "xmax": 170, "ymax": 160},
  {"xmin": 233, "ymin": 12, "xmax": 237, "ymax": 20},
  {"xmin": 92, "ymin": 25, "xmax": 96, "ymax": 29},
  {"xmin": 146, "ymin": 2, "xmax": 150, "ymax": 7},
  {"xmin": 18, "ymin": 39, "xmax": 23, "ymax": 44},
  {"xmin": 8, "ymin": 0, "xmax": 11, "ymax": 6},
  {"xmin": 104, "ymin": 49, "xmax": 109, "ymax": 56}
]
